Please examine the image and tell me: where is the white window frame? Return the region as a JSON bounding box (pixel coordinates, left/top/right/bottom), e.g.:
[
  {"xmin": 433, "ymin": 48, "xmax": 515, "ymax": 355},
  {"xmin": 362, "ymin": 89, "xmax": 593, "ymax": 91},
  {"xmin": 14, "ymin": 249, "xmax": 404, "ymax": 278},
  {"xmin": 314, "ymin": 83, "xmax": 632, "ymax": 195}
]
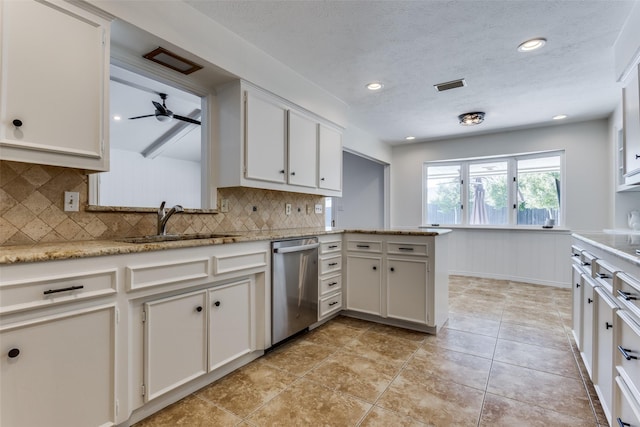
[{"xmin": 423, "ymin": 150, "xmax": 565, "ymax": 228}]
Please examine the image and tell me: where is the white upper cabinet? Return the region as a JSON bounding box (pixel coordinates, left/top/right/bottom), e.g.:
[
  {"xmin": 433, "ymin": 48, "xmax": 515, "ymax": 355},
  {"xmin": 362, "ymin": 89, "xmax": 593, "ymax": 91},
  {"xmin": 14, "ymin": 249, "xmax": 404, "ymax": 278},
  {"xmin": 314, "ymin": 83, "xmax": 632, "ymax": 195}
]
[
  {"xmin": 217, "ymin": 80, "xmax": 342, "ymax": 196},
  {"xmin": 623, "ymin": 64, "xmax": 640, "ymax": 184},
  {"xmin": 318, "ymin": 124, "xmax": 342, "ymax": 192},
  {"xmin": 245, "ymin": 90, "xmax": 287, "ymax": 183},
  {"xmin": 288, "ymin": 110, "xmax": 318, "ymax": 188},
  {"xmin": 0, "ymin": 0, "xmax": 110, "ymax": 171}
]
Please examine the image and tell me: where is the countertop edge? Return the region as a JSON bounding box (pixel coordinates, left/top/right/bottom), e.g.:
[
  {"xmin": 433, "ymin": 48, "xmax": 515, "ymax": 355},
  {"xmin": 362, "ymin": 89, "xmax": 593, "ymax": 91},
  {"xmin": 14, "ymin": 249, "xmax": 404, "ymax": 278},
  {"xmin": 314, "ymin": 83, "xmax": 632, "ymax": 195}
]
[
  {"xmin": 0, "ymin": 228, "xmax": 450, "ymax": 265},
  {"xmin": 572, "ymin": 232, "xmax": 640, "ymax": 267}
]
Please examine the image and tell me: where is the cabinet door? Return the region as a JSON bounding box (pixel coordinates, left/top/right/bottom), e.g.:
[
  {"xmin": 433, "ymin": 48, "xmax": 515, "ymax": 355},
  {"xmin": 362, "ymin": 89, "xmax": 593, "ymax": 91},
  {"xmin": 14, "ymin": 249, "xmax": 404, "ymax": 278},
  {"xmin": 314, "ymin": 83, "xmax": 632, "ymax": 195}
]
[
  {"xmin": 594, "ymin": 287, "xmax": 617, "ymax": 424},
  {"xmin": 0, "ymin": 0, "xmax": 108, "ymax": 170},
  {"xmin": 623, "ymin": 64, "xmax": 640, "ymax": 181},
  {"xmin": 581, "ymin": 275, "xmax": 597, "ymax": 379},
  {"xmin": 346, "ymin": 255, "xmax": 382, "ymax": 315},
  {"xmin": 244, "ymin": 90, "xmax": 287, "ymax": 183},
  {"xmin": 209, "ymin": 279, "xmax": 253, "ymax": 371},
  {"xmin": 1, "ymin": 306, "xmax": 115, "ymax": 427},
  {"xmin": 318, "ymin": 124, "xmax": 342, "ymax": 191},
  {"xmin": 387, "ymin": 257, "xmax": 428, "ymax": 324},
  {"xmin": 288, "ymin": 110, "xmax": 317, "ymax": 188},
  {"xmin": 572, "ymin": 264, "xmax": 584, "ymax": 349},
  {"xmin": 144, "ymin": 290, "xmax": 207, "ymax": 401}
]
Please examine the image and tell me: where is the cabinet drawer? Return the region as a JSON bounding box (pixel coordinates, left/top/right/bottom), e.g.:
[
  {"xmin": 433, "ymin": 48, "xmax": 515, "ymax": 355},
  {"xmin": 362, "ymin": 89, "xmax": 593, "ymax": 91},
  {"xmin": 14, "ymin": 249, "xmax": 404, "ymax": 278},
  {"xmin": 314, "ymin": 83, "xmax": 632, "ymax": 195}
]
[
  {"xmin": 594, "ymin": 260, "xmax": 618, "ymax": 293},
  {"xmin": 320, "ymin": 274, "xmax": 342, "ymax": 296},
  {"xmin": 571, "ymin": 245, "xmax": 584, "ymax": 259},
  {"xmin": 213, "ymin": 251, "xmax": 268, "ymax": 275},
  {"xmin": 320, "ymin": 255, "xmax": 342, "ymax": 275},
  {"xmin": 616, "ymin": 272, "xmax": 640, "ymax": 318},
  {"xmin": 320, "ymin": 292, "xmax": 342, "ymax": 317},
  {"xmin": 0, "ymin": 269, "xmax": 117, "ymax": 314},
  {"xmin": 320, "ymin": 240, "xmax": 342, "ymax": 255},
  {"xmin": 580, "ymin": 251, "xmax": 598, "ymax": 275},
  {"xmin": 615, "ymin": 374, "xmax": 640, "ymax": 427},
  {"xmin": 347, "ymin": 240, "xmax": 382, "ymax": 253},
  {"xmin": 126, "ymin": 258, "xmax": 210, "ymax": 291},
  {"xmin": 387, "ymin": 241, "xmax": 428, "ymax": 256},
  {"xmin": 616, "ymin": 311, "xmax": 640, "ymax": 396}
]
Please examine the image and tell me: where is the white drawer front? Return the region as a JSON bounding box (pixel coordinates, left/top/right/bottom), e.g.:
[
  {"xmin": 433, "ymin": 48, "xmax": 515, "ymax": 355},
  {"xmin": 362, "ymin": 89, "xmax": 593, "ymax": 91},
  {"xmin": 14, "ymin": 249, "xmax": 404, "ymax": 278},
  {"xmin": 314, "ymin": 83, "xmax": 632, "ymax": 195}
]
[
  {"xmin": 0, "ymin": 269, "xmax": 117, "ymax": 314},
  {"xmin": 127, "ymin": 258, "xmax": 210, "ymax": 291},
  {"xmin": 616, "ymin": 272, "xmax": 640, "ymax": 319},
  {"xmin": 213, "ymin": 251, "xmax": 268, "ymax": 275},
  {"xmin": 616, "ymin": 311, "xmax": 640, "ymax": 397},
  {"xmin": 320, "ymin": 240, "xmax": 342, "ymax": 255},
  {"xmin": 320, "ymin": 274, "xmax": 342, "ymax": 296},
  {"xmin": 615, "ymin": 374, "xmax": 640, "ymax": 427},
  {"xmin": 320, "ymin": 256, "xmax": 342, "ymax": 275},
  {"xmin": 320, "ymin": 292, "xmax": 342, "ymax": 317},
  {"xmin": 347, "ymin": 240, "xmax": 382, "ymax": 253},
  {"xmin": 387, "ymin": 242, "xmax": 428, "ymax": 256}
]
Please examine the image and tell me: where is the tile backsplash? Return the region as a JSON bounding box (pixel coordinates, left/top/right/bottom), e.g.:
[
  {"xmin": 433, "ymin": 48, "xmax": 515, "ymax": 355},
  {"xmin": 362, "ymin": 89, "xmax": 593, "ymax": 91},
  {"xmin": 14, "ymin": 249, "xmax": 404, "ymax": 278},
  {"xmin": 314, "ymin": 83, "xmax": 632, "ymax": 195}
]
[{"xmin": 0, "ymin": 161, "xmax": 325, "ymax": 246}]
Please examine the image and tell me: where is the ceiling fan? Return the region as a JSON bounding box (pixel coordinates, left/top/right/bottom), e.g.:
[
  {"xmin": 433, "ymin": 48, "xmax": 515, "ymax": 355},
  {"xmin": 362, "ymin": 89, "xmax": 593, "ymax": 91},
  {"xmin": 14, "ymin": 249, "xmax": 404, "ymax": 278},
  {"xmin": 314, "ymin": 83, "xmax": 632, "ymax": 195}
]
[{"xmin": 129, "ymin": 93, "xmax": 201, "ymax": 125}]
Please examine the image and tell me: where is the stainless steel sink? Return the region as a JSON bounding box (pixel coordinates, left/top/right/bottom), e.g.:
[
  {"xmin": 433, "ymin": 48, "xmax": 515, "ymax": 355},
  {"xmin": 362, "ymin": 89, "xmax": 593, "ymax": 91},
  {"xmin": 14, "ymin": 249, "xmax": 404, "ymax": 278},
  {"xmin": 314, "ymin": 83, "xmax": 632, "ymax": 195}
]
[{"xmin": 118, "ymin": 233, "xmax": 240, "ymax": 244}]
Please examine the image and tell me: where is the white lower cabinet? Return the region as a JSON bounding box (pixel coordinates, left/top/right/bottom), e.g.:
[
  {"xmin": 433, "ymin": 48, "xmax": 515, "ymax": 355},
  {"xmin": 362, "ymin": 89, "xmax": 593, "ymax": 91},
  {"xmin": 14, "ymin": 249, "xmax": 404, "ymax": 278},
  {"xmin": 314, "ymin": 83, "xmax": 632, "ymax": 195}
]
[
  {"xmin": 581, "ymin": 274, "xmax": 598, "ymax": 378},
  {"xmin": 346, "ymin": 254, "xmax": 383, "ymax": 316},
  {"xmin": 318, "ymin": 236, "xmax": 343, "ymax": 320},
  {"xmin": 572, "ymin": 263, "xmax": 585, "ymax": 348},
  {"xmin": 594, "ymin": 287, "xmax": 619, "ymax": 424},
  {"xmin": 387, "ymin": 257, "xmax": 428, "ymax": 324},
  {"xmin": 209, "ymin": 279, "xmax": 253, "ymax": 370},
  {"xmin": 144, "ymin": 290, "xmax": 208, "ymax": 402},
  {"xmin": 1, "ymin": 305, "xmax": 116, "ymax": 427}
]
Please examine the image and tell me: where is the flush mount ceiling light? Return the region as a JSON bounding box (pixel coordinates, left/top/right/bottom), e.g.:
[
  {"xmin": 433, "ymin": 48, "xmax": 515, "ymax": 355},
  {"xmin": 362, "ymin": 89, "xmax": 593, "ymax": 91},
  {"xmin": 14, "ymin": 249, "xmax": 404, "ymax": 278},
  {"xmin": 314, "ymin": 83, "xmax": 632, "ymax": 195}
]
[
  {"xmin": 366, "ymin": 82, "xmax": 384, "ymax": 91},
  {"xmin": 405, "ymin": 136, "xmax": 416, "ymax": 140},
  {"xmin": 517, "ymin": 38, "xmax": 546, "ymax": 52},
  {"xmin": 552, "ymin": 114, "xmax": 568, "ymax": 120},
  {"xmin": 143, "ymin": 47, "xmax": 203, "ymax": 75},
  {"xmin": 458, "ymin": 112, "xmax": 485, "ymax": 126}
]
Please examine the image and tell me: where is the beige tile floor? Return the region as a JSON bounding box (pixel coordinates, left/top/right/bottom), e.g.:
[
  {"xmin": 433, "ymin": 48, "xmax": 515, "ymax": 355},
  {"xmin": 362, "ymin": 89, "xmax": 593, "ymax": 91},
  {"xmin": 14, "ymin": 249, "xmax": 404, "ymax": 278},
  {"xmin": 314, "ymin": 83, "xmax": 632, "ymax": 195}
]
[{"xmin": 134, "ymin": 276, "xmax": 606, "ymax": 426}]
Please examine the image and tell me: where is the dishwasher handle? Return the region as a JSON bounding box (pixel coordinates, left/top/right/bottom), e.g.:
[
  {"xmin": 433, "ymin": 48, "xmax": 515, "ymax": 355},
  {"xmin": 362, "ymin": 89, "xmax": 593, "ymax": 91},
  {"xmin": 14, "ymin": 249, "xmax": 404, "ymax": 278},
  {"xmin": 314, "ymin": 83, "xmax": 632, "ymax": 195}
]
[{"xmin": 273, "ymin": 242, "xmax": 320, "ymax": 254}]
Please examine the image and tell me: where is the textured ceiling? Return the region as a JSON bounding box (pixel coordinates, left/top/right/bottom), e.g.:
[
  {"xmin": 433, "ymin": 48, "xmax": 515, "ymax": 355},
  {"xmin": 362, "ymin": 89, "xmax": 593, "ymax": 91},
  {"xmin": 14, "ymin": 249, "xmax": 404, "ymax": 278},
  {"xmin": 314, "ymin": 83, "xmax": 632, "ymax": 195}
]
[{"xmin": 186, "ymin": 0, "xmax": 636, "ymax": 145}]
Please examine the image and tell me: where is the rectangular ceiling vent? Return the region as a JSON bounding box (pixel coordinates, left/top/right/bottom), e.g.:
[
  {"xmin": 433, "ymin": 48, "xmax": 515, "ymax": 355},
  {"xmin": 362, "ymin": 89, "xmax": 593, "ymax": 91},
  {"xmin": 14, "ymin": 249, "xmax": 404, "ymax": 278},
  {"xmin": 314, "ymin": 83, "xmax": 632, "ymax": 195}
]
[
  {"xmin": 143, "ymin": 47, "xmax": 203, "ymax": 75},
  {"xmin": 434, "ymin": 79, "xmax": 466, "ymax": 92}
]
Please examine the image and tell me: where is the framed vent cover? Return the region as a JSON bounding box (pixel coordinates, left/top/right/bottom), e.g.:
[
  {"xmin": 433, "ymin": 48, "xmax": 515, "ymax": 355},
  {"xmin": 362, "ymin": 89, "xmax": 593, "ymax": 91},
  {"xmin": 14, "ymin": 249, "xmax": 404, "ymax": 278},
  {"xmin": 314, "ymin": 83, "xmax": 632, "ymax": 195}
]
[{"xmin": 143, "ymin": 47, "xmax": 203, "ymax": 75}]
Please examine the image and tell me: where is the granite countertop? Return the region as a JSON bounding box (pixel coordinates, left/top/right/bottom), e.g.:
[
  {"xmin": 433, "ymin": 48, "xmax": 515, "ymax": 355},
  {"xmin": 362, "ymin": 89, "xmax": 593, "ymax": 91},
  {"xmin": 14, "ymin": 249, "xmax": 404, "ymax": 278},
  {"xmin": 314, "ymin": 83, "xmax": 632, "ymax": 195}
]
[
  {"xmin": 0, "ymin": 227, "xmax": 451, "ymax": 264},
  {"xmin": 572, "ymin": 231, "xmax": 640, "ymax": 266}
]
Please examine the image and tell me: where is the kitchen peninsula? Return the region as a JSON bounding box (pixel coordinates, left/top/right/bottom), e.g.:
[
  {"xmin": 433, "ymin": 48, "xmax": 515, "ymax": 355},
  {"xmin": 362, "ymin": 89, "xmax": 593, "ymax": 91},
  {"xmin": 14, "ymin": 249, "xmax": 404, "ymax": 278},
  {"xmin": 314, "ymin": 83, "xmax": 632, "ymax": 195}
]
[{"xmin": 0, "ymin": 227, "xmax": 450, "ymax": 426}]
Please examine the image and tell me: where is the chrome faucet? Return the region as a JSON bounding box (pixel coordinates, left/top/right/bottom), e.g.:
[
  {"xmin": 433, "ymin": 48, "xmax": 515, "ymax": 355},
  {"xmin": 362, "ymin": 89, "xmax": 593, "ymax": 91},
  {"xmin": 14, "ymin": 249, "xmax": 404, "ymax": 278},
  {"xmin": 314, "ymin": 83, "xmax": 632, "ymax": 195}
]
[{"xmin": 157, "ymin": 201, "xmax": 184, "ymax": 235}]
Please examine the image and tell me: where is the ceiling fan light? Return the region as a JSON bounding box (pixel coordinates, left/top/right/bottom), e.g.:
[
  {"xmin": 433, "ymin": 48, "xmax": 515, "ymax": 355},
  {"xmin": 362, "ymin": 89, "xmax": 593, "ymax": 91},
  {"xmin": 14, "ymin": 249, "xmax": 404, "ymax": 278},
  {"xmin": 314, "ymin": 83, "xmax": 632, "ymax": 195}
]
[
  {"xmin": 155, "ymin": 113, "xmax": 173, "ymax": 123},
  {"xmin": 458, "ymin": 112, "xmax": 485, "ymax": 126}
]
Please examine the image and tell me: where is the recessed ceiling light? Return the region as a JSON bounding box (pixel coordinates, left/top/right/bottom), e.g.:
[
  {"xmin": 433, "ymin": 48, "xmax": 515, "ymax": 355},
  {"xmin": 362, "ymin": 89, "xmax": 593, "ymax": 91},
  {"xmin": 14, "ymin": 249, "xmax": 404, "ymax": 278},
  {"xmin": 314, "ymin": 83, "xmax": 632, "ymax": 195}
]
[
  {"xmin": 405, "ymin": 136, "xmax": 416, "ymax": 140},
  {"xmin": 113, "ymin": 115, "xmax": 121, "ymax": 121},
  {"xmin": 517, "ymin": 38, "xmax": 546, "ymax": 52},
  {"xmin": 366, "ymin": 82, "xmax": 384, "ymax": 91},
  {"xmin": 458, "ymin": 112, "xmax": 485, "ymax": 126},
  {"xmin": 552, "ymin": 114, "xmax": 568, "ymax": 120}
]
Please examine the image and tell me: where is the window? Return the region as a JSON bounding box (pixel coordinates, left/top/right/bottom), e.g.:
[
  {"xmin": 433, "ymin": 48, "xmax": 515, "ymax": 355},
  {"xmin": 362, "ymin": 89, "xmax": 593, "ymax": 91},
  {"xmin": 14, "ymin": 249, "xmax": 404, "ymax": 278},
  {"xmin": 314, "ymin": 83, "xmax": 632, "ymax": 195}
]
[{"xmin": 423, "ymin": 151, "xmax": 564, "ymax": 227}]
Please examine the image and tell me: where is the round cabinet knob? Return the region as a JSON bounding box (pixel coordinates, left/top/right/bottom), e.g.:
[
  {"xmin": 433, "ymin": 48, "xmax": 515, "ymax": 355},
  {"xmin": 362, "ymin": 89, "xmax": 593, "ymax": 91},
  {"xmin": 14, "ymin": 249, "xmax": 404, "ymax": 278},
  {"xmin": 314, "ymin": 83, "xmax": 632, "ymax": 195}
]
[
  {"xmin": 214, "ymin": 301, "xmax": 221, "ymax": 307},
  {"xmin": 372, "ymin": 266, "xmax": 377, "ymax": 270},
  {"xmin": 279, "ymin": 170, "xmax": 285, "ymax": 174},
  {"xmin": 196, "ymin": 306, "xmax": 203, "ymax": 312},
  {"xmin": 12, "ymin": 119, "xmax": 23, "ymax": 128},
  {"xmin": 291, "ymin": 171, "xmax": 296, "ymax": 176},
  {"xmin": 8, "ymin": 348, "xmax": 20, "ymax": 358},
  {"xmin": 321, "ymin": 177, "xmax": 325, "ymax": 181},
  {"xmin": 390, "ymin": 267, "xmax": 395, "ymax": 272}
]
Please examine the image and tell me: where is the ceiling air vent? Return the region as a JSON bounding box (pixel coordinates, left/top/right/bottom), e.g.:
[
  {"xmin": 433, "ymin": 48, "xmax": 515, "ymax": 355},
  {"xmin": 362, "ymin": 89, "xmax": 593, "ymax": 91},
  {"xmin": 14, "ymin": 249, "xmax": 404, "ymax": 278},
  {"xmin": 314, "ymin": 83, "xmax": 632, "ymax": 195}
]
[
  {"xmin": 434, "ymin": 79, "xmax": 466, "ymax": 92},
  {"xmin": 143, "ymin": 47, "xmax": 203, "ymax": 75}
]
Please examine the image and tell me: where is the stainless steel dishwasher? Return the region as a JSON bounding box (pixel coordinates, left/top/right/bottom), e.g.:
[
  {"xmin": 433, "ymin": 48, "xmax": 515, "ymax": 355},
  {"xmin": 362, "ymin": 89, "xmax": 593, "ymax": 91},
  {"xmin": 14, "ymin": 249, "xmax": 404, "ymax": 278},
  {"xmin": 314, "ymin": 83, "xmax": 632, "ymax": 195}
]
[{"xmin": 271, "ymin": 237, "xmax": 319, "ymax": 346}]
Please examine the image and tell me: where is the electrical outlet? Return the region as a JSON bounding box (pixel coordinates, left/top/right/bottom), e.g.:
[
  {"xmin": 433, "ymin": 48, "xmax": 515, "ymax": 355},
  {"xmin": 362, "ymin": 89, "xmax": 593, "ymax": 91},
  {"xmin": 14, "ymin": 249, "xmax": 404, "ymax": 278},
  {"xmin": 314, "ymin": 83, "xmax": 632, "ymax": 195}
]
[
  {"xmin": 306, "ymin": 205, "xmax": 311, "ymax": 214},
  {"xmin": 220, "ymin": 199, "xmax": 229, "ymax": 213},
  {"xmin": 64, "ymin": 191, "xmax": 79, "ymax": 212},
  {"xmin": 285, "ymin": 203, "xmax": 292, "ymax": 215},
  {"xmin": 315, "ymin": 204, "xmax": 323, "ymax": 214}
]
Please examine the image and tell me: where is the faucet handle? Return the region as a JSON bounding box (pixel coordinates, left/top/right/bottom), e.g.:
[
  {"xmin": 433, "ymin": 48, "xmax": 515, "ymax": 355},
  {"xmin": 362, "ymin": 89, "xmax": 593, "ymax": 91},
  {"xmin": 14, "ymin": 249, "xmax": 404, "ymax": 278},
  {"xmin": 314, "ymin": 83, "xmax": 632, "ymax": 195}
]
[{"xmin": 158, "ymin": 201, "xmax": 166, "ymax": 214}]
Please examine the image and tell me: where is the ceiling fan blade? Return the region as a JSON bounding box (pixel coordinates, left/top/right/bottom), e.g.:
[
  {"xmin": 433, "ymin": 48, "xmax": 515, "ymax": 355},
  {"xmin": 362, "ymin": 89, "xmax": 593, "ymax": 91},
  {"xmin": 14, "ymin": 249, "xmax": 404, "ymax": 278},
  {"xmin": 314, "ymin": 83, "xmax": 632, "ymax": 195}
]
[
  {"xmin": 152, "ymin": 100, "xmax": 167, "ymax": 115},
  {"xmin": 174, "ymin": 115, "xmax": 202, "ymax": 125},
  {"xmin": 128, "ymin": 114, "xmax": 155, "ymax": 120}
]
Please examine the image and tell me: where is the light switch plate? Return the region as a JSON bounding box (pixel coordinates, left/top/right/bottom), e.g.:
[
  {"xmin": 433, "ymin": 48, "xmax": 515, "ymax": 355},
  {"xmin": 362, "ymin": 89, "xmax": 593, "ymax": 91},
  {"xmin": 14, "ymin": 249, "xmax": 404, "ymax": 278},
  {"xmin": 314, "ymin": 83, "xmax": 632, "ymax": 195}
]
[
  {"xmin": 315, "ymin": 204, "xmax": 323, "ymax": 214},
  {"xmin": 64, "ymin": 191, "xmax": 79, "ymax": 212}
]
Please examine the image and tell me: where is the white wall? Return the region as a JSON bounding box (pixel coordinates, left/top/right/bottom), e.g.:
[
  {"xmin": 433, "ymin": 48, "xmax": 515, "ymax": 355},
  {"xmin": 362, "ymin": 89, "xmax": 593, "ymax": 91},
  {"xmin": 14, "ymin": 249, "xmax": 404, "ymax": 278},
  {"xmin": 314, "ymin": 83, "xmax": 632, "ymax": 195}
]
[
  {"xmin": 391, "ymin": 119, "xmax": 611, "ymax": 231},
  {"xmin": 334, "ymin": 152, "xmax": 385, "ymax": 229},
  {"xmin": 99, "ymin": 149, "xmax": 200, "ymax": 208},
  {"xmin": 342, "ymin": 124, "xmax": 392, "ymax": 164}
]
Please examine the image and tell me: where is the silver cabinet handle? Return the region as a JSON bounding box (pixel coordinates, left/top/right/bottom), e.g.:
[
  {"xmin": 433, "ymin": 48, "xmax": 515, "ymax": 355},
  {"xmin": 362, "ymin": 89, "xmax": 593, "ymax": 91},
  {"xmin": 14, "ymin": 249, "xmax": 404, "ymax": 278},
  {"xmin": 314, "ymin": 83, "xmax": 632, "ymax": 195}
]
[{"xmin": 617, "ymin": 345, "xmax": 638, "ymax": 361}]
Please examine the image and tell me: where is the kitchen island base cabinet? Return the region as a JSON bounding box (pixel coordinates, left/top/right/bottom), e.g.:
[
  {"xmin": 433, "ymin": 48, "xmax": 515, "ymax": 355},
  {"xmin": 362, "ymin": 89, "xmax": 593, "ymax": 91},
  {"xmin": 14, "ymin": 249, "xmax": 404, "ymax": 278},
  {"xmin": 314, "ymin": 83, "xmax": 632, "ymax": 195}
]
[
  {"xmin": 0, "ymin": 305, "xmax": 115, "ymax": 427},
  {"xmin": 344, "ymin": 233, "xmax": 449, "ymax": 333}
]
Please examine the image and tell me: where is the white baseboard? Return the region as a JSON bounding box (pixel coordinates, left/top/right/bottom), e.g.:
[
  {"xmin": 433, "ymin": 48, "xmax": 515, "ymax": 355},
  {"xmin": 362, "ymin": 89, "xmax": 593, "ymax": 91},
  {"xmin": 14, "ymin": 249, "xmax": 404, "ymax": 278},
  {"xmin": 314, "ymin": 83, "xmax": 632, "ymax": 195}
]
[{"xmin": 449, "ymin": 270, "xmax": 571, "ymax": 288}]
